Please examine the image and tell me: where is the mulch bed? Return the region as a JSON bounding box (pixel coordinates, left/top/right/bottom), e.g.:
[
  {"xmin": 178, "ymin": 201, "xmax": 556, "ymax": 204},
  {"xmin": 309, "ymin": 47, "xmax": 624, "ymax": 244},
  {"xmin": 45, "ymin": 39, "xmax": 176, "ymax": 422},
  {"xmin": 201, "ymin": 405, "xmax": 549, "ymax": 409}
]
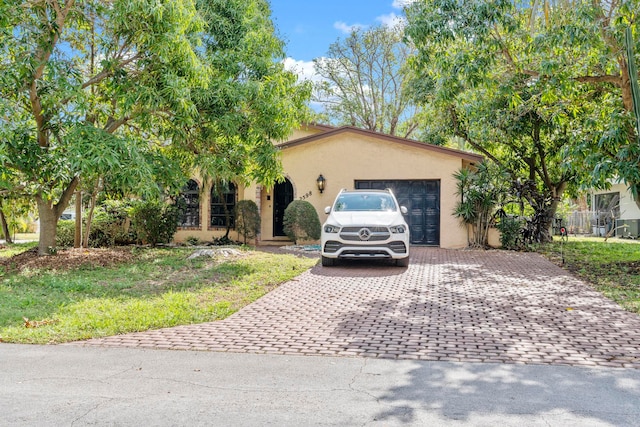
[{"xmin": 0, "ymin": 247, "xmax": 136, "ymax": 273}]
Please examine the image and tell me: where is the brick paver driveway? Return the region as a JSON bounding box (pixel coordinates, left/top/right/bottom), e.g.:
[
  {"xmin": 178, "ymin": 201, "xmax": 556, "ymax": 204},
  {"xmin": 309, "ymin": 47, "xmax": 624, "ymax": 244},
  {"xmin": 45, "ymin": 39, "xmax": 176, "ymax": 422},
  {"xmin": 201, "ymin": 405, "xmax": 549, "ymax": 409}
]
[{"xmin": 79, "ymin": 248, "xmax": 640, "ymax": 368}]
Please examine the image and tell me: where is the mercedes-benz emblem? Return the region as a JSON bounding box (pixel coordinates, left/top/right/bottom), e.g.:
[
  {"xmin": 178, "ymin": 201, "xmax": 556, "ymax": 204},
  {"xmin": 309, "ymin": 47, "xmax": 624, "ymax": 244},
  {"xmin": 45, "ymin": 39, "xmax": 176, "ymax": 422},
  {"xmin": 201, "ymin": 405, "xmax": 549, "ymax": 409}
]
[{"xmin": 358, "ymin": 228, "xmax": 371, "ymax": 241}]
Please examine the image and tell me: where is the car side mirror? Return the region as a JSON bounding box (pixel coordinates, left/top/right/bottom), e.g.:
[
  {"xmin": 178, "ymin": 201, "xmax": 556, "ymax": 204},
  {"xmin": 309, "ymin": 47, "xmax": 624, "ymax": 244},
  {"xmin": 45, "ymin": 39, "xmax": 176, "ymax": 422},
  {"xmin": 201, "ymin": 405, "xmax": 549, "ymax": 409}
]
[
  {"xmin": 400, "ymin": 206, "xmax": 408, "ymax": 214},
  {"xmin": 324, "ymin": 206, "xmax": 331, "ymax": 214}
]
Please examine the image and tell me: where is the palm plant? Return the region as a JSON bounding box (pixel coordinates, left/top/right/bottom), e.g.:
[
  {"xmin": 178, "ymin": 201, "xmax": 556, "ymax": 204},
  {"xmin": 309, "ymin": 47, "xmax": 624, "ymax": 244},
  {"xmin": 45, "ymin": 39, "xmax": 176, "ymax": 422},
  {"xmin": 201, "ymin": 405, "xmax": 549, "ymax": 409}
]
[{"xmin": 454, "ymin": 163, "xmax": 509, "ymax": 247}]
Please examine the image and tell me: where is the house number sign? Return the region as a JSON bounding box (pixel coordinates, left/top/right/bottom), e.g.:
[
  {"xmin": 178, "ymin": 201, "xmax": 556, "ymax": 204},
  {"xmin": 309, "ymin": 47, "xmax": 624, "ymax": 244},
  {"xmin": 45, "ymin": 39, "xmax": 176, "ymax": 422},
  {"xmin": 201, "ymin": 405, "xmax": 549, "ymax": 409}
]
[{"xmin": 299, "ymin": 191, "xmax": 313, "ymax": 200}]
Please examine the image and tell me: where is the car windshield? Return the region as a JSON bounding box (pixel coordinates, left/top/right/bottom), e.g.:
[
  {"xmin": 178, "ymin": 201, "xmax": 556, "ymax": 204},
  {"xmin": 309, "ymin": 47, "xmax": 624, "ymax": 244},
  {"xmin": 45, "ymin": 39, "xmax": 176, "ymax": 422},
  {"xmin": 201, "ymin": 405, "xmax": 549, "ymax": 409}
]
[{"xmin": 333, "ymin": 193, "xmax": 397, "ymax": 212}]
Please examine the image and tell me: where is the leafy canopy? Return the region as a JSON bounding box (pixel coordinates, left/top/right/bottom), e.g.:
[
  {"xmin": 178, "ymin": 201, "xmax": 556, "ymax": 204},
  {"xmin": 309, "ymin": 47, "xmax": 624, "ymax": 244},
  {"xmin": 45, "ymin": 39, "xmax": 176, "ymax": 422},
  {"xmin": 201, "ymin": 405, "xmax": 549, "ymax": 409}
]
[{"xmin": 0, "ymin": 0, "xmax": 311, "ymax": 254}]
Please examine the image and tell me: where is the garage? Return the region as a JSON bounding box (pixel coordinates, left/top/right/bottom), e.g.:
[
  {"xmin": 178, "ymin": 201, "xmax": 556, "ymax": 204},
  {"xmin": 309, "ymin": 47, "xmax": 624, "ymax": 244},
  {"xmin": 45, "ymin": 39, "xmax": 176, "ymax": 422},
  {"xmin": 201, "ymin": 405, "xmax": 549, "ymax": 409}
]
[{"xmin": 355, "ymin": 180, "xmax": 440, "ymax": 246}]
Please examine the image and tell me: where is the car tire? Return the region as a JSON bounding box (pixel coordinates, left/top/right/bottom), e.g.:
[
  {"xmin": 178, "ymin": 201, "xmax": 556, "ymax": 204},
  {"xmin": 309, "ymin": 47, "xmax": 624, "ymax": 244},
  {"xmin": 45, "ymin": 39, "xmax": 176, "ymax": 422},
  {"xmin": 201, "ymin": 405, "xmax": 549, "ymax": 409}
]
[
  {"xmin": 321, "ymin": 256, "xmax": 335, "ymax": 267},
  {"xmin": 396, "ymin": 257, "xmax": 409, "ymax": 267}
]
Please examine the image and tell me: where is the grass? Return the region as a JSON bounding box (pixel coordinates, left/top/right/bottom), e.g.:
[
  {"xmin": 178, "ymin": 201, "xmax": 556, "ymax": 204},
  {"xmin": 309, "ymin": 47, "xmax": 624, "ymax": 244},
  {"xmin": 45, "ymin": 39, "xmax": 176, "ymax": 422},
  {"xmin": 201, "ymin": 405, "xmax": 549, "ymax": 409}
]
[
  {"xmin": 1, "ymin": 233, "xmax": 38, "ymax": 242},
  {"xmin": 537, "ymin": 237, "xmax": 640, "ymax": 315},
  {"xmin": 0, "ymin": 241, "xmax": 37, "ymax": 258},
  {"xmin": 0, "ymin": 245, "xmax": 317, "ymax": 344}
]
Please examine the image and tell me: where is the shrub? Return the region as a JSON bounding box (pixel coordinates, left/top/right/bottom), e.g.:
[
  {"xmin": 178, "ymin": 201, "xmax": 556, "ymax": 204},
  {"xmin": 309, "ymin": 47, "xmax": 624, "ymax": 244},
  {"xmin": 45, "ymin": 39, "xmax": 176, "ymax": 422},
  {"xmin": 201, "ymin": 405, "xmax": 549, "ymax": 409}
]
[
  {"xmin": 496, "ymin": 216, "xmax": 523, "ymax": 250},
  {"xmin": 98, "ymin": 200, "xmax": 137, "ymax": 245},
  {"xmin": 87, "ymin": 210, "xmax": 118, "ymax": 247},
  {"xmin": 56, "ymin": 220, "xmax": 76, "ymax": 248},
  {"xmin": 283, "ymin": 200, "xmax": 321, "ymax": 245},
  {"xmin": 235, "ymin": 200, "xmax": 261, "ymax": 244},
  {"xmin": 211, "ymin": 236, "xmax": 241, "ymax": 246},
  {"xmin": 129, "ymin": 200, "xmax": 180, "ymax": 246},
  {"xmin": 185, "ymin": 236, "xmax": 200, "ymax": 246},
  {"xmin": 453, "ymin": 163, "xmax": 510, "ymax": 248}
]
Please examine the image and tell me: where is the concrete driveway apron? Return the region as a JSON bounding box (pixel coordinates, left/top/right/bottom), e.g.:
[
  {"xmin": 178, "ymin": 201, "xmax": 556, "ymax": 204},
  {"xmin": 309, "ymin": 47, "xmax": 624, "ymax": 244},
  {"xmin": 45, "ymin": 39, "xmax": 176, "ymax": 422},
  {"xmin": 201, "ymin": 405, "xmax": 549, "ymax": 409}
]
[{"xmin": 77, "ymin": 248, "xmax": 640, "ymax": 369}]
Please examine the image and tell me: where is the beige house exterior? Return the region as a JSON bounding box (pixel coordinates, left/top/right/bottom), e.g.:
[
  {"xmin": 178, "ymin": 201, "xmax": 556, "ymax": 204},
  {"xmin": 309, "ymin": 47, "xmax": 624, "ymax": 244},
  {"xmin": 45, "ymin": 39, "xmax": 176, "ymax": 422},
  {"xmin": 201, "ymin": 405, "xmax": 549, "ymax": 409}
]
[{"xmin": 174, "ymin": 124, "xmax": 484, "ymax": 249}]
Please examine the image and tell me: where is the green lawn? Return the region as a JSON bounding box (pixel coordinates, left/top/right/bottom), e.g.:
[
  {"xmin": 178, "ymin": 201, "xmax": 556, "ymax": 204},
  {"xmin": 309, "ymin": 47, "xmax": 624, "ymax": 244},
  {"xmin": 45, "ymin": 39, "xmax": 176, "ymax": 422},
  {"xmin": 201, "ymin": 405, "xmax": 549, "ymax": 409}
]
[
  {"xmin": 0, "ymin": 245, "xmax": 317, "ymax": 344},
  {"xmin": 537, "ymin": 237, "xmax": 640, "ymax": 315}
]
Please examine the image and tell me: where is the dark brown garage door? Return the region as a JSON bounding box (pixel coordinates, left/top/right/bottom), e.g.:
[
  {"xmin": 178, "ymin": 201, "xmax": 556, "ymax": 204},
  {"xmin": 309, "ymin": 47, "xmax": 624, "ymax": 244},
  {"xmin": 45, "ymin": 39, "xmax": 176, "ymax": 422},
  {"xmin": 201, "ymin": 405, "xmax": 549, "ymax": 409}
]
[{"xmin": 355, "ymin": 180, "xmax": 440, "ymax": 246}]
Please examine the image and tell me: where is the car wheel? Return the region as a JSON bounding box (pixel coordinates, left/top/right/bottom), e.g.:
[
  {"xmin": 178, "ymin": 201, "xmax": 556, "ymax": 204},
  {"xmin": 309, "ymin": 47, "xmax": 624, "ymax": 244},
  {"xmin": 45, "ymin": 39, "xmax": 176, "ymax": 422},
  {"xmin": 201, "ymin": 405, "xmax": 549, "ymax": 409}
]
[
  {"xmin": 321, "ymin": 256, "xmax": 335, "ymax": 267},
  {"xmin": 396, "ymin": 257, "xmax": 409, "ymax": 267}
]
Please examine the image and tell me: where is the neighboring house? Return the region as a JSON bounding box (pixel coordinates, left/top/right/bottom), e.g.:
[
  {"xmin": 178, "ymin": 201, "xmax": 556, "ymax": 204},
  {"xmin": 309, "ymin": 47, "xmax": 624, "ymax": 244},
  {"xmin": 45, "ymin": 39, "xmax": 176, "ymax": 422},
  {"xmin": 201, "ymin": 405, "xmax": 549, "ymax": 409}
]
[
  {"xmin": 591, "ymin": 183, "xmax": 640, "ymax": 237},
  {"xmin": 174, "ymin": 124, "xmax": 484, "ymax": 249}
]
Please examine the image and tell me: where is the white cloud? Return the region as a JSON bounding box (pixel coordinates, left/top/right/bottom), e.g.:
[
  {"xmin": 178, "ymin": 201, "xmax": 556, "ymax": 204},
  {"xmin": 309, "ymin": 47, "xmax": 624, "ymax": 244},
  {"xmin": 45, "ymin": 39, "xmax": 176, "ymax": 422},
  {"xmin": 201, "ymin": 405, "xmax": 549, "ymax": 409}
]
[
  {"xmin": 376, "ymin": 12, "xmax": 406, "ymax": 28},
  {"xmin": 392, "ymin": 0, "xmax": 417, "ymax": 9},
  {"xmin": 333, "ymin": 21, "xmax": 367, "ymax": 34},
  {"xmin": 283, "ymin": 57, "xmax": 324, "ymax": 83}
]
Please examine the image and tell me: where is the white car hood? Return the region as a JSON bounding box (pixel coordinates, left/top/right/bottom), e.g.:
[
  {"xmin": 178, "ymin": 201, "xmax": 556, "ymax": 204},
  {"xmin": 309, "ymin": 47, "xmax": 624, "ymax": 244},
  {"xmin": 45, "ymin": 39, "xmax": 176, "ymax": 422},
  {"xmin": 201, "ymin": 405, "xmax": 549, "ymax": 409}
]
[{"xmin": 329, "ymin": 211, "xmax": 403, "ymax": 227}]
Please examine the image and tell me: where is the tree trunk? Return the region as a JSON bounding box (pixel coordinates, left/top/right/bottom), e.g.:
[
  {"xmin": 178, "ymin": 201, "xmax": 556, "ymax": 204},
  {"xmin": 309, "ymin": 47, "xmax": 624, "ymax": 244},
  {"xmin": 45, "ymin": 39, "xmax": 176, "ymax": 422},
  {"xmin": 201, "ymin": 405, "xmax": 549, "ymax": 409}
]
[
  {"xmin": 36, "ymin": 196, "xmax": 59, "ymax": 255},
  {"xmin": 0, "ymin": 200, "xmax": 12, "ymax": 243},
  {"xmin": 83, "ymin": 180, "xmax": 102, "ymax": 248},
  {"xmin": 74, "ymin": 191, "xmax": 82, "ymax": 248},
  {"xmin": 535, "ymin": 183, "xmax": 567, "ymax": 243},
  {"xmin": 36, "ymin": 177, "xmax": 79, "ymax": 255}
]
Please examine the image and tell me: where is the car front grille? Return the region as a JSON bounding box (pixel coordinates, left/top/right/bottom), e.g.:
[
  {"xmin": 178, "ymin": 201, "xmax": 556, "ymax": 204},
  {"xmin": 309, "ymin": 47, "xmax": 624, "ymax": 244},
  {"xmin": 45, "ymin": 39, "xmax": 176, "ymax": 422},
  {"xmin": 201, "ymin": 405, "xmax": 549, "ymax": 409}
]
[
  {"xmin": 340, "ymin": 227, "xmax": 388, "ymax": 233},
  {"xmin": 339, "ymin": 226, "xmax": 390, "ymax": 241}
]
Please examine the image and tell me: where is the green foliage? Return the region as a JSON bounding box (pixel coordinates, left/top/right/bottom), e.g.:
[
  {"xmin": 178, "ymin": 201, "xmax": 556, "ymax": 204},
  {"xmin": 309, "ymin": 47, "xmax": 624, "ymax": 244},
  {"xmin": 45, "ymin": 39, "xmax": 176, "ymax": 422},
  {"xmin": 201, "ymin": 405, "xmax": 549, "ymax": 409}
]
[
  {"xmin": 56, "ymin": 221, "xmax": 76, "ymax": 248},
  {"xmin": 177, "ymin": 0, "xmax": 312, "ymax": 190},
  {"xmin": 283, "ymin": 200, "xmax": 321, "ymax": 245},
  {"xmin": 129, "ymin": 200, "xmax": 180, "ymax": 246},
  {"xmin": 185, "ymin": 236, "xmax": 201, "ymax": 246},
  {"xmin": 211, "ymin": 236, "xmax": 241, "ymax": 246},
  {"xmin": 96, "ymin": 200, "xmax": 138, "ymax": 246},
  {"xmin": 496, "ymin": 216, "xmax": 524, "ymax": 250},
  {"xmin": 405, "ymin": 0, "xmax": 595, "ymax": 238},
  {"xmin": 405, "ymin": 0, "xmax": 640, "ymax": 213},
  {"xmin": 453, "ymin": 163, "xmax": 510, "ymax": 248},
  {"xmin": 0, "ymin": 0, "xmax": 310, "ymax": 255},
  {"xmin": 55, "ymin": 201, "xmax": 138, "ymax": 248},
  {"xmin": 235, "ymin": 199, "xmax": 261, "ymax": 244}
]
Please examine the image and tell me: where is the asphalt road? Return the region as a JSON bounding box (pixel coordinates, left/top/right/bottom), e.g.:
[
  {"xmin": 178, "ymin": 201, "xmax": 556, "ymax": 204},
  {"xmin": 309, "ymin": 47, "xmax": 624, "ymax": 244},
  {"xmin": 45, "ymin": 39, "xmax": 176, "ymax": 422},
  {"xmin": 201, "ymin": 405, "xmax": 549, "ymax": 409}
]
[{"xmin": 2, "ymin": 344, "xmax": 639, "ymax": 426}]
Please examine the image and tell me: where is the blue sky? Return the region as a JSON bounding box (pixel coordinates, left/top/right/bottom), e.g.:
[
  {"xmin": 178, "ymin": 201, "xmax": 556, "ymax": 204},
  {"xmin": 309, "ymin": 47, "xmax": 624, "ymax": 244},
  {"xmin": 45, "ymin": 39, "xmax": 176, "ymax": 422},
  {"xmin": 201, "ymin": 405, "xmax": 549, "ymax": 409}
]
[{"xmin": 269, "ymin": 0, "xmax": 412, "ymax": 80}]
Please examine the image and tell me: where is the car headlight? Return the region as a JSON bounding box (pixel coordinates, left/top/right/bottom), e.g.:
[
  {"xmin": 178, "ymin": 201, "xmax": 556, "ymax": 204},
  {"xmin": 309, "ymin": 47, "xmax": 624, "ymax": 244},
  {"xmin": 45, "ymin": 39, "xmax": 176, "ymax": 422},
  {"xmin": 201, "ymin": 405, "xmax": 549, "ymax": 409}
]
[
  {"xmin": 324, "ymin": 224, "xmax": 340, "ymax": 233},
  {"xmin": 390, "ymin": 225, "xmax": 406, "ymax": 233}
]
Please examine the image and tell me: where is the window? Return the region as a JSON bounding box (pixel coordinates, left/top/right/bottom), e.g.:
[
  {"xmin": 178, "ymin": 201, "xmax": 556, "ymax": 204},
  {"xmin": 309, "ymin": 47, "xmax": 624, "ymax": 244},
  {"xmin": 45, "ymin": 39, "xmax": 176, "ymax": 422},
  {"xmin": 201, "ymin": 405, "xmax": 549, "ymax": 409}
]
[
  {"xmin": 178, "ymin": 179, "xmax": 200, "ymax": 227},
  {"xmin": 594, "ymin": 192, "xmax": 620, "ymax": 218},
  {"xmin": 210, "ymin": 182, "xmax": 236, "ymax": 228}
]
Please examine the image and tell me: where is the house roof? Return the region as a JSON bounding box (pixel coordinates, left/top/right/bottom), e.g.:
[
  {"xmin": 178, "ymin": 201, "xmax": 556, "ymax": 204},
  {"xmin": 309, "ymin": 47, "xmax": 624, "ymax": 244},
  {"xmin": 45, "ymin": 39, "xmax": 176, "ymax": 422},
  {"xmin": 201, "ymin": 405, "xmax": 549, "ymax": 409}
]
[{"xmin": 277, "ymin": 125, "xmax": 484, "ymax": 164}]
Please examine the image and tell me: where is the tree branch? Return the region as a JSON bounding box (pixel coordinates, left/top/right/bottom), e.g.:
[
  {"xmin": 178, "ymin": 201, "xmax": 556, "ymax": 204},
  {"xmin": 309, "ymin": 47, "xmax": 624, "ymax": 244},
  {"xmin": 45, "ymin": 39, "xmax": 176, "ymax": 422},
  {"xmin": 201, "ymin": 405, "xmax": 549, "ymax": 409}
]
[
  {"xmin": 575, "ymin": 74, "xmax": 621, "ymax": 85},
  {"xmin": 54, "ymin": 176, "xmax": 80, "ymax": 218},
  {"xmin": 449, "ymin": 106, "xmax": 503, "ymax": 166},
  {"xmin": 81, "ymin": 53, "xmax": 142, "ymax": 90}
]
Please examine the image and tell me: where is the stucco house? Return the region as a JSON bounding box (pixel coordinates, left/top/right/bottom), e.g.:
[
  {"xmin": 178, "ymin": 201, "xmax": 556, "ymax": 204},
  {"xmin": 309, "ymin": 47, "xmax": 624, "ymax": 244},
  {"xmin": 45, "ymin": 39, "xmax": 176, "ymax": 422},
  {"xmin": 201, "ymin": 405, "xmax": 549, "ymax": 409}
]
[
  {"xmin": 591, "ymin": 183, "xmax": 640, "ymax": 237},
  {"xmin": 174, "ymin": 124, "xmax": 484, "ymax": 249}
]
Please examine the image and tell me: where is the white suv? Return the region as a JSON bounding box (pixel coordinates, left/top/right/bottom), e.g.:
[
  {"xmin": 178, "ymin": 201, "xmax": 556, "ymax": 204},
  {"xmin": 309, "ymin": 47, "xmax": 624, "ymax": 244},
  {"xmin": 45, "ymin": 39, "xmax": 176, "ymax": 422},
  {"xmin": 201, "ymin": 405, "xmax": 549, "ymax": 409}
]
[{"xmin": 321, "ymin": 189, "xmax": 410, "ymax": 267}]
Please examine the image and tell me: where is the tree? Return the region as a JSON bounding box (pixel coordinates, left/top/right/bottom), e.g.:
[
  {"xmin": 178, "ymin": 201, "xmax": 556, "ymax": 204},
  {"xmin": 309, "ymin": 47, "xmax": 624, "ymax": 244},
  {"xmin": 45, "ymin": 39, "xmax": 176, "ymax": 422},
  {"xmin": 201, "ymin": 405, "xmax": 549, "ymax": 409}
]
[
  {"xmin": 0, "ymin": 0, "xmax": 209, "ymax": 255},
  {"xmin": 235, "ymin": 199, "xmax": 260, "ymax": 244},
  {"xmin": 0, "ymin": 0, "xmax": 310, "ymax": 255},
  {"xmin": 313, "ymin": 25, "xmax": 423, "ymax": 138},
  {"xmin": 176, "ymin": 0, "xmax": 311, "ymax": 239},
  {"xmin": 406, "ymin": 0, "xmax": 640, "ymax": 215},
  {"xmin": 404, "ymin": 0, "xmax": 624, "ymax": 241}
]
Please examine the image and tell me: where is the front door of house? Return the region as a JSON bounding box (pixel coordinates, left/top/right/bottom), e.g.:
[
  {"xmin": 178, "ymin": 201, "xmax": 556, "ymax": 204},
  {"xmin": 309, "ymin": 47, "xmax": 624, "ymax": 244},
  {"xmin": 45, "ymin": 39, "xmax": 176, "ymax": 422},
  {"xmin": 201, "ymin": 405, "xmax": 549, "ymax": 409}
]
[{"xmin": 273, "ymin": 178, "xmax": 294, "ymax": 236}]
